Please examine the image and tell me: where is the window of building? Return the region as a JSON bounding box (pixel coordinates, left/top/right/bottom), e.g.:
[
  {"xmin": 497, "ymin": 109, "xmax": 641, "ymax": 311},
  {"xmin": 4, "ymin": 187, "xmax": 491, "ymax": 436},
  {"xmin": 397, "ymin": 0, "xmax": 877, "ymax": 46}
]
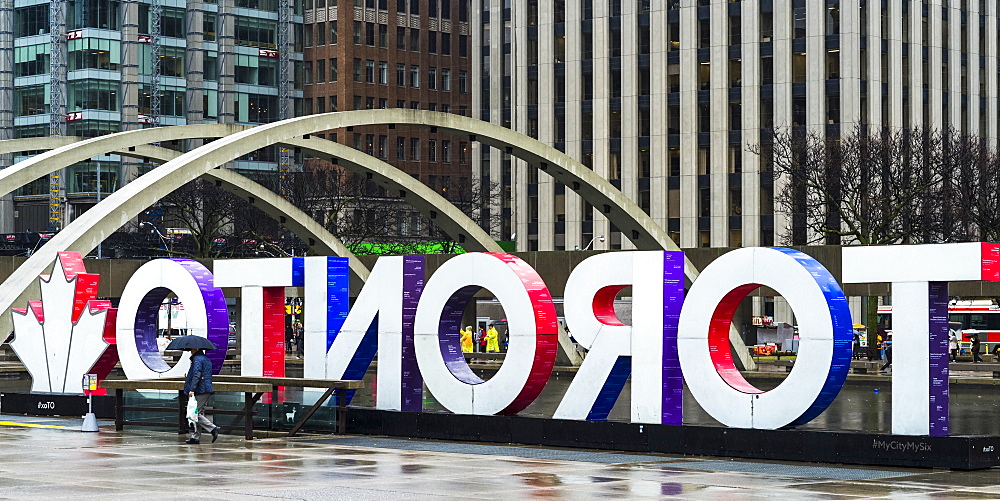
[
  {"xmin": 16, "ymin": 45, "xmax": 50, "ymax": 77},
  {"xmin": 441, "ymin": 68, "xmax": 451, "ymax": 91},
  {"xmin": 365, "ymin": 59, "xmax": 375, "ymax": 82},
  {"xmin": 410, "ymin": 138, "xmax": 420, "ymax": 160},
  {"xmin": 459, "ymin": 34, "xmax": 467, "ymax": 57},
  {"xmin": 409, "ymin": 0, "xmax": 418, "ymax": 14},
  {"xmin": 397, "ymin": 136, "xmax": 406, "ymax": 159},
  {"xmin": 353, "ymin": 58, "xmax": 362, "ymax": 81},
  {"xmin": 441, "ymin": 33, "xmax": 451, "ymax": 55},
  {"xmin": 396, "ymin": 99, "xmax": 405, "ymax": 107},
  {"xmin": 428, "ymin": 67, "xmax": 436, "ymax": 89},
  {"xmin": 354, "ymin": 21, "xmax": 362, "ymax": 44},
  {"xmin": 442, "ymin": 140, "xmax": 451, "ymax": 162},
  {"xmin": 331, "ymin": 95, "xmax": 338, "ymax": 111},
  {"xmin": 365, "ymin": 134, "xmax": 375, "ymax": 155},
  {"xmin": 330, "ymin": 58, "xmax": 338, "ymax": 81},
  {"xmin": 235, "ymin": 17, "xmax": 277, "ymax": 48},
  {"xmin": 459, "ymin": 142, "xmax": 468, "ymax": 164},
  {"xmin": 379, "ymin": 61, "xmax": 388, "ymax": 84},
  {"xmin": 366, "ymin": 22, "xmax": 376, "ymax": 45},
  {"xmin": 317, "ymin": 22, "xmax": 326, "ymax": 45},
  {"xmin": 378, "ymin": 24, "xmax": 388, "ymax": 47},
  {"xmin": 379, "ymin": 135, "xmax": 388, "ymax": 159},
  {"xmin": 397, "ymin": 26, "xmax": 407, "ymax": 49},
  {"xmin": 317, "ymin": 96, "xmax": 326, "ymax": 113},
  {"xmin": 458, "ymin": 70, "xmax": 467, "ymax": 93},
  {"xmin": 379, "ymin": 97, "xmax": 387, "ymax": 108},
  {"xmin": 410, "ymin": 29, "xmax": 419, "ymax": 51},
  {"xmin": 410, "ymin": 100, "xmax": 419, "ymax": 109},
  {"xmin": 428, "ymin": 140, "xmax": 437, "ymax": 161},
  {"xmin": 441, "ymin": 104, "xmax": 449, "ymax": 113},
  {"xmin": 16, "ymin": 5, "xmax": 49, "ymax": 37},
  {"xmin": 397, "ymin": 63, "xmax": 406, "ymax": 85},
  {"xmin": 366, "ymin": 96, "xmax": 375, "ymax": 109},
  {"xmin": 429, "ymin": 31, "xmax": 437, "ymax": 53},
  {"xmin": 397, "ymin": 0, "xmax": 405, "ymax": 12},
  {"xmin": 353, "ymin": 95, "xmax": 362, "ymax": 110},
  {"xmin": 303, "ymin": 60, "xmax": 313, "ymax": 84},
  {"xmin": 330, "ymin": 20, "xmax": 338, "ymax": 44},
  {"xmin": 315, "ymin": 59, "xmax": 326, "ymax": 83},
  {"xmin": 410, "ymin": 65, "xmax": 420, "ymax": 87}
]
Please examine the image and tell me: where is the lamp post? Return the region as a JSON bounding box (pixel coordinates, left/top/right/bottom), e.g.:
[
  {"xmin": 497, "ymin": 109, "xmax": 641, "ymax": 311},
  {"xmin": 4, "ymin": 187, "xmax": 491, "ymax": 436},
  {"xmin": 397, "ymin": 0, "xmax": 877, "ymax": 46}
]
[
  {"xmin": 577, "ymin": 234, "xmax": 605, "ymax": 251},
  {"xmin": 140, "ymin": 221, "xmax": 169, "ymax": 255}
]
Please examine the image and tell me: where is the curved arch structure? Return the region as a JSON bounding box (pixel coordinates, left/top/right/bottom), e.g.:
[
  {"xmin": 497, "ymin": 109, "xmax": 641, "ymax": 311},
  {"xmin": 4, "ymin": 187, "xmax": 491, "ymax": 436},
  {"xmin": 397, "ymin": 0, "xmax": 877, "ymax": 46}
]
[
  {"xmin": 0, "ymin": 138, "xmax": 371, "ymax": 287},
  {"xmin": 0, "ymin": 111, "xmax": 753, "ymax": 369}
]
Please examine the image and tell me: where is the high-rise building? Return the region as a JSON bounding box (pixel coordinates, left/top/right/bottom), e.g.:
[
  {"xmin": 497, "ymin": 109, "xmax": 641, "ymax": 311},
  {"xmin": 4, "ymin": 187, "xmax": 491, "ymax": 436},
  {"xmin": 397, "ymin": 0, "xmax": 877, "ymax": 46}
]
[
  {"xmin": 5, "ymin": 0, "xmax": 301, "ymax": 232},
  {"xmin": 299, "ymin": 0, "xmax": 473, "ymax": 239},
  {"xmin": 476, "ymin": 0, "xmax": 1000, "ymax": 252}
]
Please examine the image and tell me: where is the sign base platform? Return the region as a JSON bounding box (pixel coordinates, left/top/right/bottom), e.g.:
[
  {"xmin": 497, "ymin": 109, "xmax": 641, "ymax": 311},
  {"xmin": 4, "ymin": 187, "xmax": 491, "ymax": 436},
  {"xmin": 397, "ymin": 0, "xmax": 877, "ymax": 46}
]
[{"xmin": 344, "ymin": 408, "xmax": 1000, "ymax": 470}]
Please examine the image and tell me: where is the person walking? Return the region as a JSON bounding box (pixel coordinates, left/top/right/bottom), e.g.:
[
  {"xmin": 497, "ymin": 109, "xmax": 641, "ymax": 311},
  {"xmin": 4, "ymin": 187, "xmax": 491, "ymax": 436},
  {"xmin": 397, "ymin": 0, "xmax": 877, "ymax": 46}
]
[
  {"xmin": 949, "ymin": 330, "xmax": 959, "ymax": 362},
  {"xmin": 295, "ymin": 322, "xmax": 304, "ymax": 358},
  {"xmin": 460, "ymin": 326, "xmax": 474, "ymax": 353},
  {"xmin": 486, "ymin": 325, "xmax": 500, "ymax": 353},
  {"xmin": 971, "ymin": 331, "xmax": 983, "ymax": 363},
  {"xmin": 880, "ymin": 334, "xmax": 893, "ymax": 372},
  {"xmin": 184, "ymin": 348, "xmax": 220, "ymax": 444}
]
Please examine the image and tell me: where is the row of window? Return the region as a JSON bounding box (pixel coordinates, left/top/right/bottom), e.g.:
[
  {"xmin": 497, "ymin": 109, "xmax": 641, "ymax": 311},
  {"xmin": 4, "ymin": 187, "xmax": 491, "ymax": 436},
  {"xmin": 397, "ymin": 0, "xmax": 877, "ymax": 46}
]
[
  {"xmin": 345, "ymin": 59, "xmax": 467, "ymax": 92},
  {"xmin": 304, "ymin": 95, "xmax": 467, "ymax": 116},
  {"xmin": 352, "ymin": 133, "xmax": 468, "ymax": 164},
  {"xmin": 305, "ymin": 0, "xmax": 469, "ymax": 23}
]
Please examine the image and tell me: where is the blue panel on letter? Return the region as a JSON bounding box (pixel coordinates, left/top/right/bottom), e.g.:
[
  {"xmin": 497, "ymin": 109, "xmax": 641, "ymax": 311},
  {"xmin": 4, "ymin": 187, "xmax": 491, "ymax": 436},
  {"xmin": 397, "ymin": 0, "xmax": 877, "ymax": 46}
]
[{"xmin": 770, "ymin": 248, "xmax": 853, "ymax": 427}]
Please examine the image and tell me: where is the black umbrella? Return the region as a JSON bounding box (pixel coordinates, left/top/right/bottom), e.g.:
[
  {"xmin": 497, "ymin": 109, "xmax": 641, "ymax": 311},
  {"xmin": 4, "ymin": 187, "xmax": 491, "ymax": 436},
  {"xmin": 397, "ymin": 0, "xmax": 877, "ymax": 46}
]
[{"xmin": 165, "ymin": 335, "xmax": 217, "ymax": 351}]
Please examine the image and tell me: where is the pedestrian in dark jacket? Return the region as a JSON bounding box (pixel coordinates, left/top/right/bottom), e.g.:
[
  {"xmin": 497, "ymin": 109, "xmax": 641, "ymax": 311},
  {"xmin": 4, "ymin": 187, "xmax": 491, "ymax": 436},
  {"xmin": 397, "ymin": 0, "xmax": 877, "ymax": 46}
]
[
  {"xmin": 971, "ymin": 332, "xmax": 984, "ymax": 363},
  {"xmin": 184, "ymin": 349, "xmax": 219, "ymax": 444}
]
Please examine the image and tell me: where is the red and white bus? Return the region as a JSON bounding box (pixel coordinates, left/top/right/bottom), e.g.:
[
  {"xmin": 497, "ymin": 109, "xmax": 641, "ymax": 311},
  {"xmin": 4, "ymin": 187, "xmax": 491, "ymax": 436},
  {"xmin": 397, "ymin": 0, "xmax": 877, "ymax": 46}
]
[{"xmin": 879, "ymin": 301, "xmax": 1000, "ymax": 342}]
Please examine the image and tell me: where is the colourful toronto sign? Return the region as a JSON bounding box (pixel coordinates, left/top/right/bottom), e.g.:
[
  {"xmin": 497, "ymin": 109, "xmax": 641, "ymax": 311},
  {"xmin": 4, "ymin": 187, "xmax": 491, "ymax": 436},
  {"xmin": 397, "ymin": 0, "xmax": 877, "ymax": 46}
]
[{"xmin": 11, "ymin": 243, "xmax": 1000, "ymax": 438}]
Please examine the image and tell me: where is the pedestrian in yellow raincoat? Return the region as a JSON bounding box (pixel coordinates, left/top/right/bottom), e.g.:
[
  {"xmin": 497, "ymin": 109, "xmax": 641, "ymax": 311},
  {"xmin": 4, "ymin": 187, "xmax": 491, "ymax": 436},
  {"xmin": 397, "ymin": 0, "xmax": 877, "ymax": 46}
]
[
  {"xmin": 460, "ymin": 326, "xmax": 474, "ymax": 353},
  {"xmin": 486, "ymin": 325, "xmax": 500, "ymax": 352}
]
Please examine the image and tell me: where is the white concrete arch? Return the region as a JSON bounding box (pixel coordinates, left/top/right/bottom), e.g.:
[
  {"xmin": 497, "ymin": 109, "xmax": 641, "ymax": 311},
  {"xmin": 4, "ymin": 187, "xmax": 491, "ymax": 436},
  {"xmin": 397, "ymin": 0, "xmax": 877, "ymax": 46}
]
[
  {"xmin": 0, "ymin": 139, "xmax": 371, "ymax": 286},
  {"xmin": 0, "ymin": 112, "xmax": 753, "ymax": 368}
]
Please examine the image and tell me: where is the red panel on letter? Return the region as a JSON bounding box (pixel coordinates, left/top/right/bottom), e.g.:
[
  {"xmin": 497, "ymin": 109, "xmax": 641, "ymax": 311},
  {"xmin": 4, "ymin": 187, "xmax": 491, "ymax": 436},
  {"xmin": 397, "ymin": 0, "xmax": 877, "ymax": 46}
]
[
  {"xmin": 708, "ymin": 283, "xmax": 764, "ymax": 394},
  {"xmin": 262, "ymin": 287, "xmax": 286, "ymax": 402},
  {"xmin": 593, "ymin": 285, "xmax": 629, "ymax": 326},
  {"xmin": 982, "ymin": 243, "xmax": 1000, "ymax": 282}
]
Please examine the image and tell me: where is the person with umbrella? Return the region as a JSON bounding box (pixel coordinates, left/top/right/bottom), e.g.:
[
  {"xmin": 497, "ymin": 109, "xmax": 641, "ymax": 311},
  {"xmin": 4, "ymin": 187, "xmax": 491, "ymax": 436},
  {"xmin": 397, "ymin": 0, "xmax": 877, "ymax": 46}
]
[{"xmin": 168, "ymin": 335, "xmax": 220, "ymax": 444}]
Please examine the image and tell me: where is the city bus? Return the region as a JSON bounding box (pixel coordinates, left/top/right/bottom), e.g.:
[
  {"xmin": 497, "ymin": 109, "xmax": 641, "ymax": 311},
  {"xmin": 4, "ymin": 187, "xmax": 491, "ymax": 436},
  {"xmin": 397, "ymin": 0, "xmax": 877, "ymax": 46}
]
[{"xmin": 878, "ymin": 301, "xmax": 1000, "ymax": 342}]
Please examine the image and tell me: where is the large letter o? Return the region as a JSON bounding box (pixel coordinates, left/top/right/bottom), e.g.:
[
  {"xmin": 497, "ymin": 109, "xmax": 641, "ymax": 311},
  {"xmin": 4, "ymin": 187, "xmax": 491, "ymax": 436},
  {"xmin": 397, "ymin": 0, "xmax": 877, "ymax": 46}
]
[
  {"xmin": 116, "ymin": 259, "xmax": 229, "ymax": 379},
  {"xmin": 678, "ymin": 247, "xmax": 852, "ymax": 429},
  {"xmin": 413, "ymin": 253, "xmax": 557, "ymax": 415}
]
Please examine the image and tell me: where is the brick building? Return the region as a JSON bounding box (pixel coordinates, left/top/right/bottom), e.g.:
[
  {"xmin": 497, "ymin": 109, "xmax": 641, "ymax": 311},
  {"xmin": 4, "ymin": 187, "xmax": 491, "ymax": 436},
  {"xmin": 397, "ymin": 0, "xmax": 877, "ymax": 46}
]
[{"xmin": 300, "ymin": 0, "xmax": 473, "ymax": 238}]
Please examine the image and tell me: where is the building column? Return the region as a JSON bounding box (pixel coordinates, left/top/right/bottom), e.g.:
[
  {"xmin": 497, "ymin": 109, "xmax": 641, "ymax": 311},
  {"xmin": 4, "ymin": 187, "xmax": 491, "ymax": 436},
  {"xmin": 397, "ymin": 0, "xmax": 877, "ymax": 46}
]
[
  {"xmin": 678, "ymin": 2, "xmax": 697, "ymax": 248},
  {"xmin": 563, "ymin": 0, "xmax": 583, "ymax": 251},
  {"xmin": 708, "ymin": 0, "xmax": 729, "ymax": 248},
  {"xmin": 740, "ymin": 0, "xmax": 761, "ymax": 247},
  {"xmin": 619, "ymin": 0, "xmax": 638, "ymax": 250},
  {"xmin": 218, "ymin": 0, "xmax": 236, "ymax": 123},
  {"xmin": 649, "ymin": 5, "xmax": 669, "ymax": 233},
  {"xmin": 771, "ymin": 0, "xmax": 793, "ymax": 244},
  {"xmin": 589, "ymin": 0, "xmax": 610, "ymax": 251}
]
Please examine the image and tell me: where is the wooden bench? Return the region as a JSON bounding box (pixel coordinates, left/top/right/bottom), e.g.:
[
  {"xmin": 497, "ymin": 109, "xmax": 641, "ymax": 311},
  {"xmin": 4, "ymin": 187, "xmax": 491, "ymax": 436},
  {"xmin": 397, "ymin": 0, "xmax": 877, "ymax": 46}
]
[
  {"xmin": 101, "ymin": 379, "xmax": 272, "ymax": 440},
  {"xmin": 101, "ymin": 377, "xmax": 364, "ymax": 439},
  {"xmin": 211, "ymin": 376, "xmax": 364, "ymax": 436},
  {"xmin": 771, "ymin": 360, "xmax": 882, "ymax": 374},
  {"xmin": 463, "ymin": 352, "xmax": 505, "ymax": 362},
  {"xmin": 949, "ymin": 363, "xmax": 1000, "ymax": 378}
]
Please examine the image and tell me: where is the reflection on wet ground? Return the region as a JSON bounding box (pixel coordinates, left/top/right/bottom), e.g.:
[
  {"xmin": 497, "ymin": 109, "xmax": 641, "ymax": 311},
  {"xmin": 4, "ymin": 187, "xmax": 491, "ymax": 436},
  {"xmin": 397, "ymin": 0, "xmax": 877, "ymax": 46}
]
[
  {"xmin": 341, "ymin": 369, "xmax": 1000, "ymax": 436},
  {"xmin": 0, "ymin": 413, "xmax": 997, "ymax": 500}
]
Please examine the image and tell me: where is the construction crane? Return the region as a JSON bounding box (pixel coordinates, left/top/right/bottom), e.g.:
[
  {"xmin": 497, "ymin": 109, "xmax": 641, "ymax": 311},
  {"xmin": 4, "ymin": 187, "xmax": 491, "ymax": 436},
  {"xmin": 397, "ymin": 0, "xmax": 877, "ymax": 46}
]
[
  {"xmin": 48, "ymin": 0, "xmax": 67, "ymax": 231},
  {"xmin": 276, "ymin": 0, "xmax": 291, "ymax": 198}
]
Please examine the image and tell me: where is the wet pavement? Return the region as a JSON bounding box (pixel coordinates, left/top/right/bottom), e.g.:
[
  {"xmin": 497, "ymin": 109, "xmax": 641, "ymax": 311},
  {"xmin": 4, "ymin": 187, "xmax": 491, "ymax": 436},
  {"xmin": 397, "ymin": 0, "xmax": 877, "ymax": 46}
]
[{"xmin": 0, "ymin": 414, "xmax": 997, "ymax": 500}]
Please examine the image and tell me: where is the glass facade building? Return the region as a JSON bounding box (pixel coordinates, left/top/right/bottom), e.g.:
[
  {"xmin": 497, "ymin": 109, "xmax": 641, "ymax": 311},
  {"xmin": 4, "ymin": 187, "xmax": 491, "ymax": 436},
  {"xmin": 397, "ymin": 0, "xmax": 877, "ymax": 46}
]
[{"xmin": 4, "ymin": 0, "xmax": 303, "ymax": 231}]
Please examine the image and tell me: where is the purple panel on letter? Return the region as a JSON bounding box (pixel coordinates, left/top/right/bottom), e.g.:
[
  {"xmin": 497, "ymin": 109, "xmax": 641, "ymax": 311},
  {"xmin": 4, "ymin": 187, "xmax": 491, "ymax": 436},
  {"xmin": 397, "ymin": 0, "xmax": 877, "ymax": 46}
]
[
  {"xmin": 401, "ymin": 256, "xmax": 425, "ymax": 412},
  {"xmin": 136, "ymin": 287, "xmax": 171, "ymax": 372},
  {"xmin": 437, "ymin": 285, "xmax": 484, "ymax": 385},
  {"xmin": 662, "ymin": 251, "xmax": 685, "ymax": 425},
  {"xmin": 928, "ymin": 281, "xmax": 950, "ymax": 436},
  {"xmin": 174, "ymin": 259, "xmax": 229, "ymax": 372}
]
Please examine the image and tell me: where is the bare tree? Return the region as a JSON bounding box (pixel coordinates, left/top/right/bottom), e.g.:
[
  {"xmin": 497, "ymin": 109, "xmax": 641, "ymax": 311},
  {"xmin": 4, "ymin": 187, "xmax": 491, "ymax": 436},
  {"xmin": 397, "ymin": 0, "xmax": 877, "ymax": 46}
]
[{"xmin": 757, "ymin": 125, "xmax": 945, "ymax": 246}]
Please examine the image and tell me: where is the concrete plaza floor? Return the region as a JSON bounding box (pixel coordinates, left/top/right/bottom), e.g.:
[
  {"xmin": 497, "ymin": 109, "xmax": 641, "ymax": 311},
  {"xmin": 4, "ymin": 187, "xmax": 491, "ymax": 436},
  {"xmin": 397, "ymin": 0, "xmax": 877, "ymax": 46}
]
[{"xmin": 0, "ymin": 415, "xmax": 998, "ymax": 499}]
